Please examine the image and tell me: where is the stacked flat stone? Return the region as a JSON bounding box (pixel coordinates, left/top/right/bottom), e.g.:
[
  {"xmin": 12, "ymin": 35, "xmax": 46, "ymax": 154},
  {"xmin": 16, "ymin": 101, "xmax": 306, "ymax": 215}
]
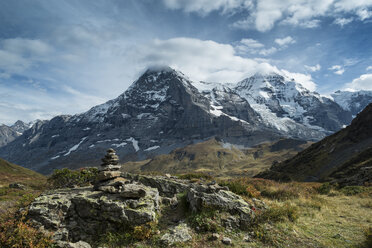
[
  {"xmin": 94, "ymin": 149, "xmax": 148, "ymax": 198},
  {"xmin": 94, "ymin": 148, "xmax": 127, "ymax": 192}
]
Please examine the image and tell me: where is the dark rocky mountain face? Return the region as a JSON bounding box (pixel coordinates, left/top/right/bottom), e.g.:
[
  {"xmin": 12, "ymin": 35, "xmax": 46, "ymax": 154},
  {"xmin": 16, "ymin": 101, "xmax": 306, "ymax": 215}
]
[
  {"xmin": 256, "ymin": 103, "xmax": 372, "ymax": 186},
  {"xmin": 0, "ymin": 67, "xmax": 368, "ymax": 174}
]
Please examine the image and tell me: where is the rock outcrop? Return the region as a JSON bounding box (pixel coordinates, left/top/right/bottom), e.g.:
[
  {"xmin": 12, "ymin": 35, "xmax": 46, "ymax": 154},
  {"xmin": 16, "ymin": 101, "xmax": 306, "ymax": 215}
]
[{"xmin": 27, "ymin": 171, "xmax": 266, "ymax": 247}]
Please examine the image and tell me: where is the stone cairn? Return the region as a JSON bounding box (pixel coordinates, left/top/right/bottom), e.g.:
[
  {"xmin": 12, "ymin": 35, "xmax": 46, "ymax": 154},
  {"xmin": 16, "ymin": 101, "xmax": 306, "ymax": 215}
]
[
  {"xmin": 94, "ymin": 148, "xmax": 127, "ymax": 193},
  {"xmin": 94, "ymin": 148, "xmax": 147, "ymax": 198}
]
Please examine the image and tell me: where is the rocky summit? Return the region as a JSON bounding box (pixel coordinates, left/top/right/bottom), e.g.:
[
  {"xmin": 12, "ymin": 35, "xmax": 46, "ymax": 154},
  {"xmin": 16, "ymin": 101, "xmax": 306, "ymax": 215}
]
[{"xmin": 0, "ymin": 67, "xmax": 369, "ymax": 174}]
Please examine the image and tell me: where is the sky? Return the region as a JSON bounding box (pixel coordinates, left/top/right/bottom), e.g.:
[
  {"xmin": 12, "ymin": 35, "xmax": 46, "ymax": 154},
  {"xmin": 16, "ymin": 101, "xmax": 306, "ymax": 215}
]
[{"xmin": 0, "ymin": 0, "xmax": 372, "ymax": 125}]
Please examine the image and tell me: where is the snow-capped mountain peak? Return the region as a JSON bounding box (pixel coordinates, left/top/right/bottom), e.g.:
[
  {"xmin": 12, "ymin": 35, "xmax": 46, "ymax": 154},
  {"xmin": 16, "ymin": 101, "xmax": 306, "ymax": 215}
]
[{"xmin": 331, "ymin": 90, "xmax": 372, "ymax": 115}]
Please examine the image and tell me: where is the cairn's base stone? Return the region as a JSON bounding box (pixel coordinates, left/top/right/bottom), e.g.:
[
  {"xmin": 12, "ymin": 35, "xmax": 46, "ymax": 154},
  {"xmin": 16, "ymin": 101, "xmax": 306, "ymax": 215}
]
[{"xmin": 96, "ymin": 171, "xmax": 121, "ymax": 181}]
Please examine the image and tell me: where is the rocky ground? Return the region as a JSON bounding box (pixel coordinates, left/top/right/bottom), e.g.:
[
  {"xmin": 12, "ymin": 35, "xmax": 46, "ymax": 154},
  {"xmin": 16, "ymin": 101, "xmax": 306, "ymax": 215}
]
[{"xmin": 27, "ymin": 172, "xmax": 267, "ymax": 248}]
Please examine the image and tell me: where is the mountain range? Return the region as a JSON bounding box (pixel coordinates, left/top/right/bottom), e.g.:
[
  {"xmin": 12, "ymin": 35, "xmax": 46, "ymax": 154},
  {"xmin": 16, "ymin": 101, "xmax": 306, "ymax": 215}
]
[
  {"xmin": 0, "ymin": 120, "xmax": 33, "ymax": 147},
  {"xmin": 256, "ymin": 102, "xmax": 372, "ymax": 186},
  {"xmin": 0, "ymin": 66, "xmax": 371, "ymax": 174}
]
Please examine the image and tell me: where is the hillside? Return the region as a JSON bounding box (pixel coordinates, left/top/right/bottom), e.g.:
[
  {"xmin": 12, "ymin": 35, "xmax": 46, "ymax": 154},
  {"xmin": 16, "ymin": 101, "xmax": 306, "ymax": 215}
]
[
  {"xmin": 256, "ymin": 103, "xmax": 372, "ymax": 185},
  {"xmin": 121, "ymin": 138, "xmax": 311, "ymax": 177},
  {"xmin": 0, "ymin": 157, "xmax": 46, "ymax": 187}
]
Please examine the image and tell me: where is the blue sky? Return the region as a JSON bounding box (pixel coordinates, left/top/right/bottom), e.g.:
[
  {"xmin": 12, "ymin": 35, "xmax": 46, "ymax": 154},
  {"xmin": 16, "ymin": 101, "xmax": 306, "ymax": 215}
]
[{"xmin": 0, "ymin": 0, "xmax": 372, "ymax": 124}]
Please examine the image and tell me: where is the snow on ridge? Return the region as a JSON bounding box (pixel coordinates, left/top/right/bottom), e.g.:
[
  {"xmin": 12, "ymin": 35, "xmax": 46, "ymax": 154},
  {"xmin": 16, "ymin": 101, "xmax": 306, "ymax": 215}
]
[
  {"xmin": 51, "ymin": 155, "xmax": 60, "ymax": 160},
  {"xmin": 112, "ymin": 142, "xmax": 127, "ymax": 148},
  {"xmin": 64, "ymin": 137, "xmax": 87, "ymax": 156},
  {"xmin": 144, "ymin": 145, "xmax": 160, "ymax": 151},
  {"xmin": 126, "ymin": 137, "xmax": 139, "ymax": 151},
  {"xmin": 209, "ymin": 105, "xmax": 249, "ymax": 124}
]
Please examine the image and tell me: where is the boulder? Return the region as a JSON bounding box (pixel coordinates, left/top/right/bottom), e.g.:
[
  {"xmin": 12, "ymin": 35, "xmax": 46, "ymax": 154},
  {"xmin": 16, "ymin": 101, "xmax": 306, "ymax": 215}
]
[
  {"xmin": 222, "ymin": 237, "xmax": 232, "ymax": 245},
  {"xmin": 27, "ymin": 186, "xmax": 159, "ymax": 244},
  {"xmin": 120, "ymin": 184, "xmax": 147, "ymax": 199},
  {"xmin": 9, "ymin": 183, "xmax": 26, "ymax": 190},
  {"xmin": 160, "ymin": 223, "xmax": 192, "ymax": 245},
  {"xmin": 124, "ymin": 173, "xmax": 189, "ymax": 197},
  {"xmin": 55, "ymin": 241, "xmax": 92, "ymax": 248},
  {"xmin": 187, "ymin": 184, "xmax": 258, "ymax": 229}
]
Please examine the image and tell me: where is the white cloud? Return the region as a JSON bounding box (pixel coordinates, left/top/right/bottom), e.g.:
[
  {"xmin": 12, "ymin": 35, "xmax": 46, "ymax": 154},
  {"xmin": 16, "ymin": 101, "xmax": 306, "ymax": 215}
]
[
  {"xmin": 240, "ymin": 38, "xmax": 264, "ymax": 48},
  {"xmin": 345, "ymin": 74, "xmax": 372, "ymax": 91},
  {"xmin": 305, "ymin": 64, "xmax": 321, "ymax": 72},
  {"xmin": 333, "ymin": 17, "xmax": 354, "ymax": 26},
  {"xmin": 164, "ymin": 0, "xmax": 372, "ymax": 31},
  {"xmin": 274, "ymin": 36, "xmax": 296, "ymax": 46},
  {"xmin": 162, "ymin": 0, "xmax": 253, "ymax": 15},
  {"xmin": 366, "ymin": 66, "xmax": 372, "ymax": 71},
  {"xmin": 0, "ymin": 38, "xmax": 53, "ymax": 73},
  {"xmin": 329, "ymin": 65, "xmax": 345, "ymax": 75},
  {"xmin": 135, "ymin": 37, "xmax": 316, "ymax": 91},
  {"xmin": 356, "ymin": 8, "xmax": 372, "ymax": 20},
  {"xmin": 258, "ymin": 47, "xmax": 277, "ymax": 56},
  {"xmin": 2, "ymin": 38, "xmax": 52, "ymax": 56},
  {"xmin": 281, "ymin": 70, "xmax": 317, "ymax": 92},
  {"xmin": 235, "ymin": 38, "xmax": 277, "ymax": 56}
]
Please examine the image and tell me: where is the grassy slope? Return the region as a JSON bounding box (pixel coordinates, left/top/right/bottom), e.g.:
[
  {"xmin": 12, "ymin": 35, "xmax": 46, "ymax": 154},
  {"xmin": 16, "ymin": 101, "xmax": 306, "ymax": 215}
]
[
  {"xmin": 0, "ymin": 157, "xmax": 46, "ymax": 217},
  {"xmin": 121, "ymin": 138, "xmax": 311, "ymax": 178},
  {"xmin": 102, "ymin": 175, "xmax": 371, "ymax": 248},
  {"xmin": 0, "ymin": 157, "xmax": 46, "ymax": 187}
]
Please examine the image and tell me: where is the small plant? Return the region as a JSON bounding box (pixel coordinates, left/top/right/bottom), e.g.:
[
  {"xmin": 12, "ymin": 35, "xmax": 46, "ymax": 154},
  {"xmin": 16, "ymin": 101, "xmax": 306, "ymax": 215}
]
[
  {"xmin": 317, "ymin": 182, "xmax": 332, "ymax": 195},
  {"xmin": 260, "ymin": 188, "xmax": 299, "ymax": 201},
  {"xmin": 48, "ymin": 167, "xmax": 98, "ymax": 189},
  {"xmin": 99, "ymin": 222, "xmax": 157, "ymax": 247},
  {"xmin": 219, "ymin": 179, "xmax": 261, "ymax": 198},
  {"xmin": 0, "ymin": 210, "xmax": 54, "ymax": 248},
  {"xmin": 255, "ymin": 203, "xmax": 299, "ymax": 224},
  {"xmin": 364, "ymin": 227, "xmax": 372, "ymax": 248},
  {"xmin": 188, "ymin": 209, "xmax": 222, "ymax": 233},
  {"xmin": 339, "ymin": 186, "xmax": 369, "ymax": 196}
]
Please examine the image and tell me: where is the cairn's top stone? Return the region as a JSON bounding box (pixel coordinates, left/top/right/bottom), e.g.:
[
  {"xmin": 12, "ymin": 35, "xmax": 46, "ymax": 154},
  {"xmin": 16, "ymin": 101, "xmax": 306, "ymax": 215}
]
[{"xmin": 101, "ymin": 148, "xmax": 119, "ymax": 166}]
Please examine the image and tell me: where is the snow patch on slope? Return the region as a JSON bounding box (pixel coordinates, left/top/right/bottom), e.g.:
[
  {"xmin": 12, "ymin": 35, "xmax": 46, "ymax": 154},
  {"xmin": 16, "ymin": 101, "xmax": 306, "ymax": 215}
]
[
  {"xmin": 126, "ymin": 137, "xmax": 139, "ymax": 151},
  {"xmin": 64, "ymin": 137, "xmax": 87, "ymax": 156}
]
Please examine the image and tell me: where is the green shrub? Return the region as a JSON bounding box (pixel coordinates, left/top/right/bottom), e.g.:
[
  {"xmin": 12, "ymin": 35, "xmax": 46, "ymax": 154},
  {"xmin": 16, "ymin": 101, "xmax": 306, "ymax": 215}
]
[
  {"xmin": 99, "ymin": 222, "xmax": 156, "ymax": 247},
  {"xmin": 260, "ymin": 188, "xmax": 299, "ymax": 201},
  {"xmin": 0, "ymin": 209, "xmax": 54, "ymax": 248},
  {"xmin": 48, "ymin": 167, "xmax": 98, "ymax": 189},
  {"xmin": 340, "ymin": 186, "xmax": 368, "ymax": 196},
  {"xmin": 219, "ymin": 179, "xmax": 261, "ymax": 198},
  {"xmin": 317, "ymin": 182, "xmax": 332, "ymax": 195},
  {"xmin": 255, "ymin": 203, "xmax": 299, "ymax": 224},
  {"xmin": 188, "ymin": 209, "xmax": 222, "ymax": 233}
]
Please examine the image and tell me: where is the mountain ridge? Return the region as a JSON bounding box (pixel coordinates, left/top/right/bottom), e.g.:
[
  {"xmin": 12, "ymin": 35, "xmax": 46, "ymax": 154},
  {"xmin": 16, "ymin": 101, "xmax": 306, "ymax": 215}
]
[{"xmin": 255, "ymin": 103, "xmax": 372, "ymax": 185}]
